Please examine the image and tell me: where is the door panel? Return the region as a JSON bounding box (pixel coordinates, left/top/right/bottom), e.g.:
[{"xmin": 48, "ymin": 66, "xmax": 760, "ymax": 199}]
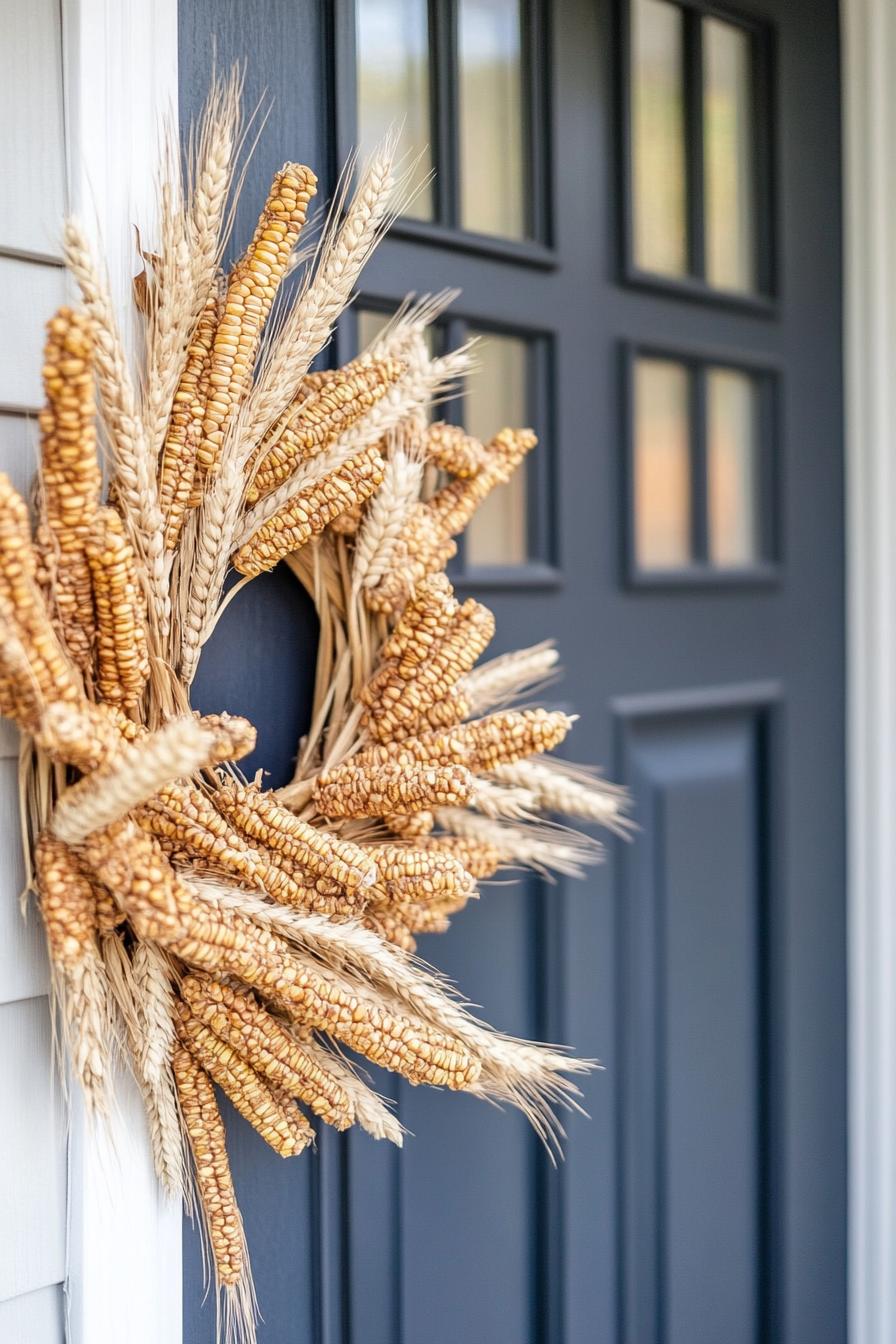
[
  {"xmin": 617, "ymin": 689, "xmax": 776, "ymax": 1344},
  {"xmin": 180, "ymin": 1, "xmax": 845, "ymax": 1341}
]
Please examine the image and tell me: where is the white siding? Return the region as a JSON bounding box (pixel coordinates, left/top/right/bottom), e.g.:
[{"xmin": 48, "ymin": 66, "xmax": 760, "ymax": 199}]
[
  {"xmin": 0, "ymin": 999, "xmax": 67, "ymax": 1302},
  {"xmin": 0, "ymin": 2, "xmax": 70, "ymax": 1340},
  {"xmin": 0, "ymin": 1286, "xmax": 65, "ymax": 1341},
  {"xmin": 0, "ymin": 0, "xmax": 67, "ymax": 258},
  {"xmin": 0, "ymin": 258, "xmax": 68, "ymax": 409}
]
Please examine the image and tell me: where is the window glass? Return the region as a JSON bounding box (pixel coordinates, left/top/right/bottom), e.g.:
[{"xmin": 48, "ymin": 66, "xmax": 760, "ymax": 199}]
[
  {"xmin": 632, "ymin": 0, "xmax": 688, "ymax": 276},
  {"xmin": 357, "ymin": 308, "xmax": 391, "ymax": 350},
  {"xmin": 464, "ymin": 331, "xmax": 529, "ymax": 565},
  {"xmin": 707, "ymin": 368, "xmax": 759, "ymax": 566},
  {"xmin": 356, "ymin": 0, "xmax": 433, "ymax": 219},
  {"xmin": 703, "ymin": 17, "xmax": 756, "ymax": 292},
  {"xmin": 458, "ymin": 0, "xmax": 526, "ymax": 238},
  {"xmin": 634, "ymin": 357, "xmax": 692, "ymax": 568}
]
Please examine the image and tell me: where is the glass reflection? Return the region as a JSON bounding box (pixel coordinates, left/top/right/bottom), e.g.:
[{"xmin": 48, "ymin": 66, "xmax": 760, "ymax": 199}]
[
  {"xmin": 707, "ymin": 368, "xmax": 759, "ymax": 566},
  {"xmin": 632, "ymin": 0, "xmax": 688, "ymax": 276},
  {"xmin": 465, "ymin": 331, "xmax": 529, "ymax": 565},
  {"xmin": 703, "ymin": 17, "xmax": 756, "ymax": 292},
  {"xmin": 458, "ymin": 0, "xmax": 526, "ymax": 238},
  {"xmin": 634, "ymin": 357, "xmax": 691, "ymax": 569},
  {"xmin": 356, "ymin": 0, "xmax": 433, "ymax": 219}
]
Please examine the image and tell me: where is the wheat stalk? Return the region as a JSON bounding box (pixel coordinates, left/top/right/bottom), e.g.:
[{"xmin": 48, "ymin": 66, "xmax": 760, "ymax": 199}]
[
  {"xmin": 243, "ymin": 135, "xmax": 404, "ymax": 447},
  {"xmin": 50, "ymin": 718, "xmax": 221, "ymax": 844},
  {"xmin": 433, "ymin": 807, "xmax": 604, "ymax": 878},
  {"xmin": 189, "ymin": 878, "xmax": 593, "ymax": 1148},
  {"xmin": 460, "ymin": 641, "xmax": 561, "ymax": 715},
  {"xmin": 295, "ymin": 1035, "xmax": 403, "ymax": 1145},
  {"xmin": 353, "ymin": 442, "xmax": 424, "ymax": 589},
  {"xmin": 492, "ymin": 758, "xmax": 633, "ymax": 835},
  {"xmin": 62, "ymin": 219, "xmax": 169, "ymax": 640}
]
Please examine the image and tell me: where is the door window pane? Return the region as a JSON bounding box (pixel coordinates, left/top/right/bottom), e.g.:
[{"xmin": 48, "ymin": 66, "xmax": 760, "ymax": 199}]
[
  {"xmin": 707, "ymin": 368, "xmax": 759, "ymax": 566},
  {"xmin": 358, "ymin": 308, "xmax": 436, "ymax": 356},
  {"xmin": 356, "ymin": 0, "xmax": 433, "ymax": 219},
  {"xmin": 465, "ymin": 331, "xmax": 528, "ymax": 565},
  {"xmin": 631, "ymin": 0, "xmax": 688, "ymax": 277},
  {"xmin": 458, "ymin": 0, "xmax": 526, "ymax": 238},
  {"xmin": 633, "ymin": 357, "xmax": 691, "ymax": 569},
  {"xmin": 703, "ymin": 18, "xmax": 756, "ymax": 292}
]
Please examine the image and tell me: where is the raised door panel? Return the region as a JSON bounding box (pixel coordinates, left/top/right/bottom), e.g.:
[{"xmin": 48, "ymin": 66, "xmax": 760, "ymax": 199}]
[
  {"xmin": 617, "ymin": 690, "xmax": 774, "ymax": 1344},
  {"xmin": 346, "ymin": 878, "xmax": 555, "ymax": 1344}
]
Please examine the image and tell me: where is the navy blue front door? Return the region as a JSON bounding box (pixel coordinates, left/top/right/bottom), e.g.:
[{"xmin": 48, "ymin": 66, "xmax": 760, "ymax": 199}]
[{"xmin": 181, "ymin": 1, "xmax": 845, "ymax": 1340}]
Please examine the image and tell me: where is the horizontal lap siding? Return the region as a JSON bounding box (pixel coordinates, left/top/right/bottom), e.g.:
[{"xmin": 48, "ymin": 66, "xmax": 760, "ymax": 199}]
[{"xmin": 0, "ymin": 1, "xmax": 69, "ymax": 1339}]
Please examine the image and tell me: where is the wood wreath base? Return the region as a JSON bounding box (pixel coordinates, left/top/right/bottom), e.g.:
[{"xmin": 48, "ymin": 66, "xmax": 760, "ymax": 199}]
[{"xmin": 2, "ymin": 73, "xmax": 629, "ymax": 1342}]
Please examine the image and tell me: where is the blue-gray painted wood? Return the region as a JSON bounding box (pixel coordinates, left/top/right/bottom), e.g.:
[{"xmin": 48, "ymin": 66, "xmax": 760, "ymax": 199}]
[
  {"xmin": 179, "ymin": 5, "xmax": 331, "ymax": 1340},
  {"xmin": 618, "ymin": 697, "xmax": 772, "ymax": 1344},
  {"xmin": 180, "ymin": 2, "xmax": 846, "ymax": 1341}
]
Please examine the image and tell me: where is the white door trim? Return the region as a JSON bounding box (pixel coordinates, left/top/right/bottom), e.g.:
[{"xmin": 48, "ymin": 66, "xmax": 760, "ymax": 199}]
[
  {"xmin": 60, "ymin": 3, "xmax": 182, "ymax": 1342},
  {"xmin": 843, "ymin": 1, "xmax": 896, "ymax": 1340}
]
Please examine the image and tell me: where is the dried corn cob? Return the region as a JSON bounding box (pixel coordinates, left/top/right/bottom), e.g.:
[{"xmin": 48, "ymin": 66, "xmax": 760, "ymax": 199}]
[
  {"xmin": 363, "ymin": 504, "xmax": 458, "ymax": 615},
  {"xmin": 37, "ymin": 308, "xmax": 102, "ymax": 675},
  {"xmin": 35, "ymin": 831, "xmax": 99, "ymax": 967},
  {"xmin": 362, "ymin": 599, "xmax": 493, "ymax": 741},
  {"xmin": 352, "ymin": 709, "xmax": 574, "ymax": 774},
  {"xmin": 423, "ymin": 428, "xmax": 537, "ymax": 539},
  {"xmin": 380, "ymin": 572, "xmax": 457, "ymax": 670},
  {"xmin": 196, "ymin": 711, "xmax": 257, "ymax": 763},
  {"xmin": 159, "ymin": 288, "xmax": 219, "ymax": 546},
  {"xmin": 296, "ymin": 369, "xmax": 339, "ymax": 396},
  {"xmin": 198, "ymin": 164, "xmax": 317, "ymax": 481},
  {"xmin": 173, "ymin": 1043, "xmax": 243, "ymax": 1285},
  {"xmin": 214, "ymin": 783, "xmax": 378, "ymax": 898},
  {"xmin": 167, "ymin": 891, "xmax": 480, "ymax": 1089},
  {"xmin": 182, "ymin": 975, "xmax": 354, "ymax": 1129},
  {"xmin": 424, "ymin": 420, "xmax": 486, "ymax": 478},
  {"xmin": 177, "ymin": 1002, "xmax": 313, "ymax": 1156},
  {"xmin": 287, "ymin": 1033, "xmax": 403, "ymax": 1145},
  {"xmin": 138, "ymin": 784, "xmax": 321, "ymax": 911},
  {"xmin": 421, "ymin": 834, "xmax": 504, "ymax": 879},
  {"xmin": 79, "ymin": 819, "xmax": 188, "ymax": 942},
  {"xmin": 85, "ymin": 506, "xmax": 150, "ymax": 707},
  {"xmin": 313, "ymin": 761, "xmax": 474, "ymax": 819},
  {"xmin": 263, "ymin": 964, "xmax": 480, "ymax": 1090},
  {"xmin": 0, "ymin": 621, "xmax": 44, "ymax": 732},
  {"xmin": 34, "ymin": 829, "xmax": 112, "ymax": 1108},
  {"xmin": 233, "ymin": 444, "xmax": 385, "ymax": 577},
  {"xmin": 403, "ymin": 898, "xmax": 464, "ymax": 934},
  {"xmin": 401, "ymin": 691, "xmax": 471, "ymax": 736},
  {"xmin": 0, "ymin": 475, "xmax": 80, "ymax": 709},
  {"xmin": 93, "ymin": 880, "xmax": 124, "ymax": 933},
  {"xmin": 363, "ymin": 909, "xmax": 417, "ymax": 953},
  {"xmin": 50, "ymin": 717, "xmax": 222, "ymax": 845},
  {"xmin": 366, "ymin": 841, "xmax": 474, "ymax": 894},
  {"xmin": 386, "ymin": 810, "xmax": 435, "ymax": 838},
  {"xmin": 329, "ymin": 500, "xmax": 365, "ymax": 534},
  {"xmin": 35, "ymin": 700, "xmax": 124, "ymax": 773},
  {"xmin": 246, "ymin": 356, "xmax": 404, "ymax": 504},
  {"xmin": 96, "ymin": 701, "xmax": 145, "ymax": 742}
]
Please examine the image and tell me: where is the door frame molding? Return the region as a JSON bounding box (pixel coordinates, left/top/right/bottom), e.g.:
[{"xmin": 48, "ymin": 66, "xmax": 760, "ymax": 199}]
[
  {"xmin": 843, "ymin": 1, "xmax": 896, "ymax": 1340},
  {"xmin": 60, "ymin": 3, "xmax": 182, "ymax": 1342}
]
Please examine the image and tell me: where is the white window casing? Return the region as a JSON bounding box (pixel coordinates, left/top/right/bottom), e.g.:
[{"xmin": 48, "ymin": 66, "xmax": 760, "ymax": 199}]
[
  {"xmin": 60, "ymin": 3, "xmax": 182, "ymax": 1343},
  {"xmin": 843, "ymin": 1, "xmax": 896, "ymax": 1341}
]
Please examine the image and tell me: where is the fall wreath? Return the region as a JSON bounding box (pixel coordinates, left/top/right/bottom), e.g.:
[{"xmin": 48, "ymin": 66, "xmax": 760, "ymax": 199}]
[{"xmin": 2, "ymin": 73, "xmax": 628, "ymax": 1340}]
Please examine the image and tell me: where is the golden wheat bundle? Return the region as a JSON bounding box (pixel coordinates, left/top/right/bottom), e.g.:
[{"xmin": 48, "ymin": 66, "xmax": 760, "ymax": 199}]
[{"xmin": 1, "ymin": 70, "xmax": 630, "ymax": 1344}]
